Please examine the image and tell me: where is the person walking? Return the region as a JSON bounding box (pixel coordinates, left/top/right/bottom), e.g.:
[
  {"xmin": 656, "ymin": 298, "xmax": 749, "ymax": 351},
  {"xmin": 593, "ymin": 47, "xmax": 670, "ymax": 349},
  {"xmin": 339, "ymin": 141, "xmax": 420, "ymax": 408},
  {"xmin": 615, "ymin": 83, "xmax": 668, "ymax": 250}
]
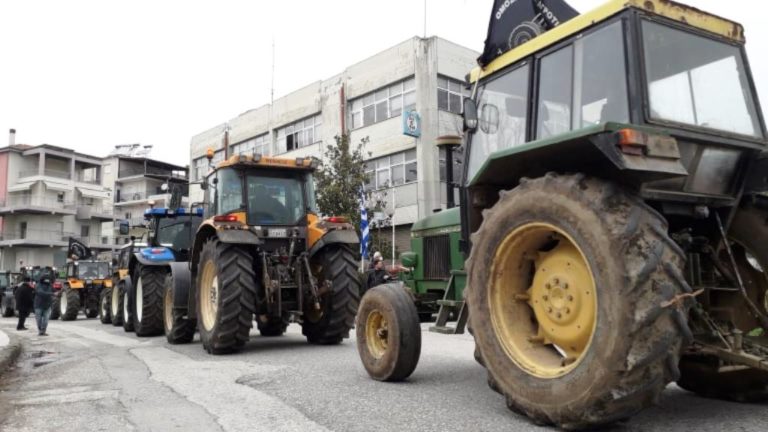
[
  {"xmin": 34, "ymin": 272, "xmax": 54, "ymax": 336},
  {"xmin": 15, "ymin": 277, "xmax": 35, "ymax": 331}
]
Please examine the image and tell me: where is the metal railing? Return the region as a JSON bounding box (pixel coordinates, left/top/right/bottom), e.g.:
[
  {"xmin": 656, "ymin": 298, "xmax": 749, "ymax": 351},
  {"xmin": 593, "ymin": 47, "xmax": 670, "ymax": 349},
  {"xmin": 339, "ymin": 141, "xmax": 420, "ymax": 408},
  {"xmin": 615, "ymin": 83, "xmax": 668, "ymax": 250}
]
[
  {"xmin": 117, "ymin": 191, "xmax": 150, "ymax": 202},
  {"xmin": 0, "ymin": 229, "xmax": 74, "ymax": 243},
  {"xmin": 77, "ymin": 203, "xmax": 114, "ymax": 216},
  {"xmin": 76, "ymin": 173, "xmax": 101, "ymax": 184},
  {"xmin": 0, "ymin": 196, "xmax": 76, "ymax": 210},
  {"xmin": 18, "ymin": 169, "xmax": 72, "ymax": 180}
]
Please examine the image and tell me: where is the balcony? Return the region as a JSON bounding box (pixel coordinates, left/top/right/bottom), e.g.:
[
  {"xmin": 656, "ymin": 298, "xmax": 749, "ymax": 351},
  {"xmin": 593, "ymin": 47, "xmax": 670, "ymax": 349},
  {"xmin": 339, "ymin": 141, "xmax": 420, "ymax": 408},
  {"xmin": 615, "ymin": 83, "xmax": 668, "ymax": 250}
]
[
  {"xmin": 76, "ymin": 204, "xmax": 114, "ymax": 221},
  {"xmin": 0, "ymin": 229, "xmax": 73, "ymax": 248},
  {"xmin": 18, "ymin": 169, "xmax": 72, "ymax": 180},
  {"xmin": 0, "ymin": 196, "xmax": 77, "ymax": 215},
  {"xmin": 76, "ymin": 172, "xmax": 101, "ymax": 184}
]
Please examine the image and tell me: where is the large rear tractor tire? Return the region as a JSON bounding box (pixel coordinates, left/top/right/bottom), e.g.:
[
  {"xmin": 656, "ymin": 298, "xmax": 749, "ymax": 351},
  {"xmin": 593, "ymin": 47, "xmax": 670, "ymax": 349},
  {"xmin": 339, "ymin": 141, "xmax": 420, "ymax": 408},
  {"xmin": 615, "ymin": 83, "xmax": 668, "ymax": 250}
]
[
  {"xmin": 122, "ymin": 282, "xmax": 135, "ymax": 332},
  {"xmin": 164, "ymin": 272, "xmax": 196, "ymax": 344},
  {"xmin": 60, "ymin": 287, "xmax": 80, "ymax": 321},
  {"xmin": 677, "ymin": 205, "xmax": 768, "ymax": 402},
  {"xmin": 134, "ymin": 266, "xmax": 166, "ymax": 337},
  {"xmin": 196, "ymin": 238, "xmax": 256, "ymax": 354},
  {"xmin": 466, "ymin": 174, "xmax": 693, "ymax": 429},
  {"xmin": 257, "ymin": 315, "xmax": 289, "ymax": 337},
  {"xmin": 302, "ymin": 246, "xmax": 361, "ymax": 345},
  {"xmin": 50, "ymin": 294, "xmax": 61, "ymax": 320},
  {"xmin": 111, "ymin": 283, "xmax": 124, "ymax": 326},
  {"xmin": 99, "ymin": 287, "xmax": 112, "ymax": 324},
  {"xmin": 356, "ymin": 283, "xmax": 421, "ymax": 381}
]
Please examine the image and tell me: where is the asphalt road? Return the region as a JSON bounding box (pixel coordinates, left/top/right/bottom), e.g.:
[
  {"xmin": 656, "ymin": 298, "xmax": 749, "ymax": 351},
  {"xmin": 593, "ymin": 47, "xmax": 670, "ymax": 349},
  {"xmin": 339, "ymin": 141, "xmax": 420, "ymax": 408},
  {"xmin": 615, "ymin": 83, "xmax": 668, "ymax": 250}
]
[{"xmin": 0, "ymin": 316, "xmax": 766, "ymax": 432}]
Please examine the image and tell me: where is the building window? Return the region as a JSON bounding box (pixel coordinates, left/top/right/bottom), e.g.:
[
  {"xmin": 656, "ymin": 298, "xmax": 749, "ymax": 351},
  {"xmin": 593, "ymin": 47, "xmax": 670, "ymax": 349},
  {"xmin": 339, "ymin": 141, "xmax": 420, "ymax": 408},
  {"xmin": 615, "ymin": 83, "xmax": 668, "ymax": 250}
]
[
  {"xmin": 57, "ymin": 192, "xmax": 65, "ymax": 203},
  {"xmin": 193, "ymin": 150, "xmax": 224, "ymax": 181},
  {"xmin": 438, "ymin": 76, "xmax": 467, "ymax": 114},
  {"xmin": 81, "ymin": 225, "xmax": 90, "ymax": 238},
  {"xmin": 363, "ymin": 149, "xmax": 417, "ymax": 191},
  {"xmin": 83, "ymin": 197, "xmax": 94, "ymax": 206},
  {"xmin": 231, "ymin": 133, "xmax": 270, "ymax": 157},
  {"xmin": 275, "ymin": 115, "xmax": 322, "ymax": 154},
  {"xmin": 349, "ymin": 77, "xmax": 416, "ymax": 130}
]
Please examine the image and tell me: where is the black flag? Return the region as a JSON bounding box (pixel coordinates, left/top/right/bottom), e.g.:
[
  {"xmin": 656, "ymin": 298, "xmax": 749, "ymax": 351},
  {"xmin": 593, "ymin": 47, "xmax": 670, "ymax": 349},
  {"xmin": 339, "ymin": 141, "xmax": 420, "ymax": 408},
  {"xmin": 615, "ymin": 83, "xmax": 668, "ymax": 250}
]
[
  {"xmin": 478, "ymin": 0, "xmax": 579, "ymax": 67},
  {"xmin": 68, "ymin": 237, "xmax": 92, "ymax": 260}
]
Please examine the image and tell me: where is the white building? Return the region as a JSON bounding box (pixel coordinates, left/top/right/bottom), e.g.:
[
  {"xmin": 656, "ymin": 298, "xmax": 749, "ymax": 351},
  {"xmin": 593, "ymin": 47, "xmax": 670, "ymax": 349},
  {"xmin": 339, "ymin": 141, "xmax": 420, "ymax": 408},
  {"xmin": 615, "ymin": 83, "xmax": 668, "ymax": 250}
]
[
  {"xmin": 100, "ymin": 153, "xmax": 189, "ymax": 246},
  {"xmin": 189, "ymin": 36, "xmax": 478, "ymax": 251},
  {"xmin": 0, "ymin": 137, "xmax": 112, "ymax": 269}
]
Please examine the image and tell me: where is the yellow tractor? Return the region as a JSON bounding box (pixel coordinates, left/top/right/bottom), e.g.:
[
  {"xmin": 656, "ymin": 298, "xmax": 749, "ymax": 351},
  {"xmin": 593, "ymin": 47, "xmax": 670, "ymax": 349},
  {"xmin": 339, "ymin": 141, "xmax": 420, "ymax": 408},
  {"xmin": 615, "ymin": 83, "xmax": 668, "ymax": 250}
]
[
  {"xmin": 164, "ymin": 152, "xmax": 361, "ymax": 353},
  {"xmin": 56, "ymin": 260, "xmax": 112, "ymax": 321}
]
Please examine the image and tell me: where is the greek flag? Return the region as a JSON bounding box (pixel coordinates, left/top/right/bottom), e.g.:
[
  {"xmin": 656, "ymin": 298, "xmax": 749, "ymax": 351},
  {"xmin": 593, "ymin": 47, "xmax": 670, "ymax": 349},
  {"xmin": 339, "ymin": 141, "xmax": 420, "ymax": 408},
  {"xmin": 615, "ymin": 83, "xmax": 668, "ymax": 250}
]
[{"xmin": 360, "ymin": 186, "xmax": 370, "ymax": 261}]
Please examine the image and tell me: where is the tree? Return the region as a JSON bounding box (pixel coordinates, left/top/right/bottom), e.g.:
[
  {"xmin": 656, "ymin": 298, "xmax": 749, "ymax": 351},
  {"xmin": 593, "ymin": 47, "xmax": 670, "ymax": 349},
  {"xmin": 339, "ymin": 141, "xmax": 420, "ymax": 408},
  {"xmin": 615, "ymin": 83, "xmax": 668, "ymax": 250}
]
[{"xmin": 315, "ymin": 134, "xmax": 369, "ymax": 230}]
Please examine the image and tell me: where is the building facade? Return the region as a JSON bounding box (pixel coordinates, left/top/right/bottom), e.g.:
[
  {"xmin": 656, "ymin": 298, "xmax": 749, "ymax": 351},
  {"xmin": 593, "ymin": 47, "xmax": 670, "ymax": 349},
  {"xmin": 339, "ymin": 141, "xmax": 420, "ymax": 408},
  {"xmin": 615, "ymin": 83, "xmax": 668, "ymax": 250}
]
[
  {"xmin": 0, "ymin": 140, "xmax": 112, "ymax": 269},
  {"xmin": 189, "ymin": 37, "xmax": 478, "ymax": 253},
  {"xmin": 100, "ymin": 155, "xmax": 189, "ymax": 246}
]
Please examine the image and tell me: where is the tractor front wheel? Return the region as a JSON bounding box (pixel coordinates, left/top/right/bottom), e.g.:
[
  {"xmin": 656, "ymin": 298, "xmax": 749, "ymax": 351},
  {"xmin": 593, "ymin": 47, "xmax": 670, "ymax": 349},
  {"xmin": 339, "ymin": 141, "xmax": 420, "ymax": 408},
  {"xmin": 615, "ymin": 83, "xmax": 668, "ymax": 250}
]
[
  {"xmin": 302, "ymin": 246, "xmax": 361, "ymax": 345},
  {"xmin": 134, "ymin": 267, "xmax": 166, "ymax": 337},
  {"xmin": 122, "ymin": 282, "xmax": 135, "ymax": 332},
  {"xmin": 256, "ymin": 315, "xmax": 289, "ymax": 337},
  {"xmin": 50, "ymin": 293, "xmax": 61, "ymax": 320},
  {"xmin": 60, "ymin": 287, "xmax": 80, "ymax": 321},
  {"xmin": 466, "ymin": 174, "xmax": 693, "ymax": 429},
  {"xmin": 111, "ymin": 283, "xmax": 124, "ymax": 326},
  {"xmin": 99, "ymin": 287, "xmax": 112, "ymax": 324},
  {"xmin": 196, "ymin": 238, "xmax": 256, "ymax": 354},
  {"xmin": 356, "ymin": 283, "xmax": 421, "ymax": 381},
  {"xmin": 164, "ymin": 272, "xmax": 195, "ymax": 344}
]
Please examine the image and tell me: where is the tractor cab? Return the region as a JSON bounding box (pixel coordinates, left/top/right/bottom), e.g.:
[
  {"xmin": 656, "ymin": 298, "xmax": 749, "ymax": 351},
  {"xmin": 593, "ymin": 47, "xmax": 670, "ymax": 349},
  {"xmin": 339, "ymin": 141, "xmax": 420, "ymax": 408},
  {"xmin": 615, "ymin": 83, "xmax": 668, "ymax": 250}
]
[{"xmin": 142, "ymin": 207, "xmax": 204, "ymax": 263}]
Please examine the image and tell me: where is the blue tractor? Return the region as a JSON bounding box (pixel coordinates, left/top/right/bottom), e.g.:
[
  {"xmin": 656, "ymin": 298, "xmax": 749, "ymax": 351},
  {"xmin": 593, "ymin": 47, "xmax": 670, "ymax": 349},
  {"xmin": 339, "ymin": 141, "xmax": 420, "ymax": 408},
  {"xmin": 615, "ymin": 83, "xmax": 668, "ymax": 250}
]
[{"xmin": 106, "ymin": 207, "xmax": 203, "ymax": 338}]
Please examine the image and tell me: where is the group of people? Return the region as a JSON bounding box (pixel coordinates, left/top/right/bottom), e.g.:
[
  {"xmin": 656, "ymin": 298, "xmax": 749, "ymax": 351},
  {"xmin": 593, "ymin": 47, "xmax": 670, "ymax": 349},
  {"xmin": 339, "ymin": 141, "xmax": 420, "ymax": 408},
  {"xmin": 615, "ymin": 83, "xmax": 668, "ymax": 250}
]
[{"xmin": 14, "ymin": 272, "xmax": 54, "ymax": 336}]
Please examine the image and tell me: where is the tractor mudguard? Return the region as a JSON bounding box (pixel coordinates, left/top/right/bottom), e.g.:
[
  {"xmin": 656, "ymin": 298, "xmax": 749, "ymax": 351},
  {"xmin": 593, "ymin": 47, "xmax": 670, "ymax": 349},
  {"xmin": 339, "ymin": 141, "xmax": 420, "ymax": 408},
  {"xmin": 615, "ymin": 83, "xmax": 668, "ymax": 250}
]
[
  {"xmin": 470, "ymin": 123, "xmax": 688, "ymax": 189},
  {"xmin": 308, "ymin": 230, "xmax": 360, "ymax": 258},
  {"xmin": 168, "ymin": 262, "xmax": 192, "ymax": 312},
  {"xmin": 215, "ymin": 229, "xmax": 263, "ymax": 245},
  {"xmin": 134, "ymin": 249, "xmax": 175, "ymax": 266}
]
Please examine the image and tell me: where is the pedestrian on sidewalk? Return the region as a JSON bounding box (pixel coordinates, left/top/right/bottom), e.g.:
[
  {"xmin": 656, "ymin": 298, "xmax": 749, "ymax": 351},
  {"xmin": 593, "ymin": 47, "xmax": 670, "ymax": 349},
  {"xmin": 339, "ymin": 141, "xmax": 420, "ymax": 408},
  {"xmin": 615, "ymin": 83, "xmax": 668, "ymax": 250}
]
[
  {"xmin": 15, "ymin": 277, "xmax": 35, "ymax": 331},
  {"xmin": 34, "ymin": 272, "xmax": 54, "ymax": 336}
]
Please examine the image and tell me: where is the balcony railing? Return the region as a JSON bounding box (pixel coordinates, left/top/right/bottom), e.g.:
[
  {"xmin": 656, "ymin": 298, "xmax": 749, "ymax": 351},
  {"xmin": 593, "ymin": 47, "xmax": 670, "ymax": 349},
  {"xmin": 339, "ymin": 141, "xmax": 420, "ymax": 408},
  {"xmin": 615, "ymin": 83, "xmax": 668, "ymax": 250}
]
[
  {"xmin": 76, "ymin": 203, "xmax": 114, "ymax": 216},
  {"xmin": 18, "ymin": 169, "xmax": 72, "ymax": 180},
  {"xmin": 76, "ymin": 173, "xmax": 101, "ymax": 184},
  {"xmin": 0, "ymin": 196, "xmax": 75, "ymax": 210},
  {"xmin": 0, "ymin": 229, "xmax": 74, "ymax": 243},
  {"xmin": 117, "ymin": 191, "xmax": 150, "ymax": 202}
]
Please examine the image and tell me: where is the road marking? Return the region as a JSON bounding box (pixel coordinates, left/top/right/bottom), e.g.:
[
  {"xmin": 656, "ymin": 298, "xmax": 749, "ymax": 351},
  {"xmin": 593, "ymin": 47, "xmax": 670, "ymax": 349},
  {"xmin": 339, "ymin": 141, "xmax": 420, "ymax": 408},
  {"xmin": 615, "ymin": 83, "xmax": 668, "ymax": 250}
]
[
  {"xmin": 132, "ymin": 346, "xmax": 329, "ymax": 432},
  {"xmin": 0, "ymin": 328, "xmax": 8, "ymax": 347}
]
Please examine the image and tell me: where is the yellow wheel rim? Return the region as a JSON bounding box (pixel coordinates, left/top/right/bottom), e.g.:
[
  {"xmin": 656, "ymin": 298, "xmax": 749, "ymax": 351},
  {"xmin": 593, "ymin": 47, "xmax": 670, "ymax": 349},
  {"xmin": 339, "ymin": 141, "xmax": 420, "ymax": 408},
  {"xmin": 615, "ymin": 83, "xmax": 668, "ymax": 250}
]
[
  {"xmin": 490, "ymin": 222, "xmax": 597, "ymax": 379},
  {"xmin": 200, "ymin": 260, "xmax": 219, "ymax": 331},
  {"xmin": 365, "ymin": 310, "xmax": 389, "ymax": 359},
  {"xmin": 164, "ymin": 284, "xmax": 173, "ymax": 331}
]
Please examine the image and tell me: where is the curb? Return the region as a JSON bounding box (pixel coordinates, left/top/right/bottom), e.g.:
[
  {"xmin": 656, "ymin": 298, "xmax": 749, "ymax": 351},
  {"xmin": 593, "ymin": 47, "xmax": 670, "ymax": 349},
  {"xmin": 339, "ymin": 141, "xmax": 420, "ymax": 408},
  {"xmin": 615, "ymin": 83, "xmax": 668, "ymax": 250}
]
[{"xmin": 0, "ymin": 329, "xmax": 22, "ymax": 378}]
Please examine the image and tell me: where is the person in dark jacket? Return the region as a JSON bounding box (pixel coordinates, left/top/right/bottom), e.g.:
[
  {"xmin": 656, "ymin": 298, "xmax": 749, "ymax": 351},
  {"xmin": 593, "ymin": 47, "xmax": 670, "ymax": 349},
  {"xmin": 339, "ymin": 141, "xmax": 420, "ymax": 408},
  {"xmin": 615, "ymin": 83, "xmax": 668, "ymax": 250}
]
[
  {"xmin": 15, "ymin": 277, "xmax": 35, "ymax": 331},
  {"xmin": 365, "ymin": 255, "xmax": 390, "ymax": 291},
  {"xmin": 34, "ymin": 273, "xmax": 54, "ymax": 336}
]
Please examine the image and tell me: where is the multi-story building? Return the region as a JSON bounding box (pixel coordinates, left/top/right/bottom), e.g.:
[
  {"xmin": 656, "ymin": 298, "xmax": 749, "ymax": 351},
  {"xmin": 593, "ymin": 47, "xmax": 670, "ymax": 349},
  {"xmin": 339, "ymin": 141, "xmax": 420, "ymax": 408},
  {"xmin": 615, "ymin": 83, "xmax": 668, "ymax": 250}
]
[
  {"xmin": 189, "ymin": 36, "xmax": 478, "ymax": 252},
  {"xmin": 101, "ymin": 152, "xmax": 189, "ymax": 246},
  {"xmin": 0, "ymin": 133, "xmax": 113, "ymax": 269}
]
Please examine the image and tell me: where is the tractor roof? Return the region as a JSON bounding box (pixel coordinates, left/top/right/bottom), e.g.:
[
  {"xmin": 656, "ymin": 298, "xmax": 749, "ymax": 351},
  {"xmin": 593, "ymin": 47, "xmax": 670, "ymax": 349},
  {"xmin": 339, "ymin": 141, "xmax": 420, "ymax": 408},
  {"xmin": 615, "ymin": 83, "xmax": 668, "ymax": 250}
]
[
  {"xmin": 470, "ymin": 0, "xmax": 744, "ymax": 83},
  {"xmin": 215, "ymin": 154, "xmax": 317, "ymax": 172}
]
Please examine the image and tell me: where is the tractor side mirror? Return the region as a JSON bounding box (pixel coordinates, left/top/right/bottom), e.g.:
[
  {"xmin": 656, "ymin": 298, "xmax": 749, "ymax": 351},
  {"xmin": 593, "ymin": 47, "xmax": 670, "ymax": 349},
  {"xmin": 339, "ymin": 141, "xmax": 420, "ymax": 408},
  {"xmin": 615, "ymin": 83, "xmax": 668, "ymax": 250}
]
[
  {"xmin": 118, "ymin": 221, "xmax": 130, "ymax": 235},
  {"xmin": 463, "ymin": 97, "xmax": 478, "ymax": 132}
]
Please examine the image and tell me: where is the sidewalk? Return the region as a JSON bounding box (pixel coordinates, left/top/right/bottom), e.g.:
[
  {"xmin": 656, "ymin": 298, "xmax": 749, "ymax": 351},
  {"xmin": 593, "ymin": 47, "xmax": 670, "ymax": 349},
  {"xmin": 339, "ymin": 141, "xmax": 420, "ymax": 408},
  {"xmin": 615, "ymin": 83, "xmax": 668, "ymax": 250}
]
[{"xmin": 0, "ymin": 327, "xmax": 22, "ymax": 377}]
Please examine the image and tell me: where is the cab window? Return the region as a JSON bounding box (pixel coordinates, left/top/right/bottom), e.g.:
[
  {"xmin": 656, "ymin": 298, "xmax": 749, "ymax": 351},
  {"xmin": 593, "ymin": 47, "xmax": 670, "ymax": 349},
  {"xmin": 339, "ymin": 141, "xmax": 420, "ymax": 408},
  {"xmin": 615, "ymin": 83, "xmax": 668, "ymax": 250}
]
[
  {"xmin": 467, "ymin": 64, "xmax": 530, "ymax": 180},
  {"xmin": 215, "ymin": 168, "xmax": 244, "ymax": 215}
]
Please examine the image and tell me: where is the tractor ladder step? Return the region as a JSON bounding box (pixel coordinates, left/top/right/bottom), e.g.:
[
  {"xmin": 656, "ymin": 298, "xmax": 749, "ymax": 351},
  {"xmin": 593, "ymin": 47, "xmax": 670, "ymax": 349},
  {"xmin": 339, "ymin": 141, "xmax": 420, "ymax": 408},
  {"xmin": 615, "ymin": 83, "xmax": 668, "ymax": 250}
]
[{"xmin": 429, "ymin": 271, "xmax": 468, "ymax": 335}]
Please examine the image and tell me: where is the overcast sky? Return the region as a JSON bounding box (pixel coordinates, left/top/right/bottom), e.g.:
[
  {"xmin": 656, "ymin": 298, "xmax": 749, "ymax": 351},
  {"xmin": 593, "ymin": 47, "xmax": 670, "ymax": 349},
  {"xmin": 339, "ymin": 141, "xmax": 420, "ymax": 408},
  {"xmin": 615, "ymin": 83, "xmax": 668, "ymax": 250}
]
[{"xmin": 1, "ymin": 0, "xmax": 765, "ymax": 166}]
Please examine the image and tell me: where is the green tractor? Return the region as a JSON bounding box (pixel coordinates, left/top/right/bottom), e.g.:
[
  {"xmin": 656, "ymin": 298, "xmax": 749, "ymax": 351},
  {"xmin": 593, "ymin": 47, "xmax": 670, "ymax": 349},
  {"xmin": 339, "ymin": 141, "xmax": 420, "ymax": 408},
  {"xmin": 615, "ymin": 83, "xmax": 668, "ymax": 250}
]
[{"xmin": 356, "ymin": 0, "xmax": 768, "ymax": 429}]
